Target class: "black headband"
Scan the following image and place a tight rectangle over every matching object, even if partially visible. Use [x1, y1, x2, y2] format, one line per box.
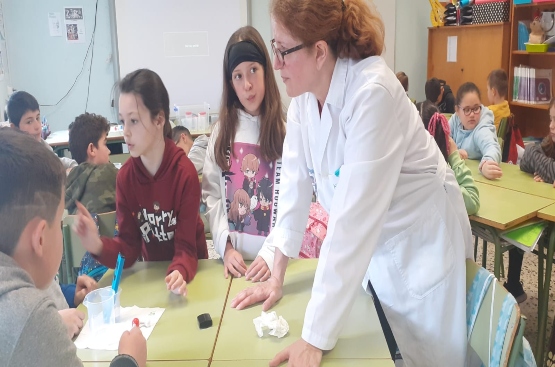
[227, 41, 266, 77]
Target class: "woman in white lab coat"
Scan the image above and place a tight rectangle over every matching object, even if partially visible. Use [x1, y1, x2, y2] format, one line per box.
[232, 0, 474, 366]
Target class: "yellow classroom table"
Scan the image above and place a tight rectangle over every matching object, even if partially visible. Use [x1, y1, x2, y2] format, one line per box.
[213, 259, 391, 363]
[77, 261, 231, 363]
[83, 362, 208, 367]
[468, 181, 553, 283]
[465, 159, 555, 200]
[211, 360, 395, 367]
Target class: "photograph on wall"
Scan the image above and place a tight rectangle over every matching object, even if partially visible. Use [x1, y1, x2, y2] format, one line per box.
[64, 6, 85, 43]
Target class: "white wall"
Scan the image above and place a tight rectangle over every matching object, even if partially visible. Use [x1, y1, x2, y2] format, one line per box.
[394, 0, 430, 103]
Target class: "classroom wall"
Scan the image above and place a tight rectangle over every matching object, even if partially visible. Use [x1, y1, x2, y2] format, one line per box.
[394, 0, 431, 103]
[0, 0, 9, 121]
[3, 0, 117, 131]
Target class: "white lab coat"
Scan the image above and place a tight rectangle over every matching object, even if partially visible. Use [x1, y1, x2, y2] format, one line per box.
[258, 57, 473, 367]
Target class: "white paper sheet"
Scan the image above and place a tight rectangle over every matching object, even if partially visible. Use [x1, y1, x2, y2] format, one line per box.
[49, 12, 62, 37]
[74, 306, 165, 350]
[447, 36, 457, 63]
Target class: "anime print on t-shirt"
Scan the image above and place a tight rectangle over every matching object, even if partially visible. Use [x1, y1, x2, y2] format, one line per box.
[137, 201, 177, 243]
[225, 143, 280, 237]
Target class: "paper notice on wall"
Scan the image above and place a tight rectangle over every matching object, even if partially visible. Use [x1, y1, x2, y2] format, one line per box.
[49, 12, 63, 37]
[64, 7, 85, 43]
[447, 36, 457, 63]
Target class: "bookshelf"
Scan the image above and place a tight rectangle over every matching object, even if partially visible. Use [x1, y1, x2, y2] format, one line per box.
[508, 1, 555, 137]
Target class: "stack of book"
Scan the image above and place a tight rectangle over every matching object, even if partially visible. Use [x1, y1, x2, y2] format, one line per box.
[513, 65, 553, 104]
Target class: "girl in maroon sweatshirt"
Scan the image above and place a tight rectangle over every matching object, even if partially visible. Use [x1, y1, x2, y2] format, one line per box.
[75, 69, 207, 296]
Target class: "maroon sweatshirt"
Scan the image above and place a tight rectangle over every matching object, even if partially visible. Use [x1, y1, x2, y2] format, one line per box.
[96, 138, 208, 282]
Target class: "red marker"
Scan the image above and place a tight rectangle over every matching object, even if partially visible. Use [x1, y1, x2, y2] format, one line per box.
[132, 318, 139, 328]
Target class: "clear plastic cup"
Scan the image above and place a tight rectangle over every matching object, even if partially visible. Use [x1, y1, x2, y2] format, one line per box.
[83, 286, 121, 331]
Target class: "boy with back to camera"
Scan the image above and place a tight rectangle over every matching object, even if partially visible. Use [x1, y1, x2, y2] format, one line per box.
[0, 128, 146, 367]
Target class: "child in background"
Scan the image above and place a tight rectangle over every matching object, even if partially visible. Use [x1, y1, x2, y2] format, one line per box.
[521, 98, 555, 183]
[0, 128, 146, 367]
[74, 69, 208, 297]
[511, 97, 555, 303]
[172, 125, 208, 174]
[202, 26, 286, 281]
[7, 91, 77, 172]
[396, 71, 409, 94]
[420, 101, 480, 215]
[449, 82, 503, 180]
[66, 113, 118, 215]
[487, 69, 510, 132]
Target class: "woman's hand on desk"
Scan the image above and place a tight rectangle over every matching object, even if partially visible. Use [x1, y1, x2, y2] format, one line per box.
[269, 339, 323, 367]
[480, 160, 503, 180]
[165, 270, 187, 296]
[230, 275, 282, 311]
[245, 256, 271, 282]
[73, 202, 103, 256]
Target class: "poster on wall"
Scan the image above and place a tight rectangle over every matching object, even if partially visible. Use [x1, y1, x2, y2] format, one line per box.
[48, 12, 62, 37]
[64, 7, 85, 43]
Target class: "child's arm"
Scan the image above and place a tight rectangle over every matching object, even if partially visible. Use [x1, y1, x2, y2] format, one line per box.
[168, 161, 203, 283]
[94, 176, 143, 269]
[520, 144, 555, 184]
[447, 147, 480, 215]
[201, 129, 232, 260]
[475, 118, 502, 164]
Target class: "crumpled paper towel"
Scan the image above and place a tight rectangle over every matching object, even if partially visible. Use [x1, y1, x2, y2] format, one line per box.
[253, 311, 289, 338]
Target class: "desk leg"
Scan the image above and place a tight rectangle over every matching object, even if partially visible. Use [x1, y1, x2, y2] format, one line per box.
[492, 231, 502, 279]
[536, 225, 555, 364]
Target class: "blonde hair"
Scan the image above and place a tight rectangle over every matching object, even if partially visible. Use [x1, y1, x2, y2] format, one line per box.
[271, 0, 384, 59]
[241, 153, 259, 173]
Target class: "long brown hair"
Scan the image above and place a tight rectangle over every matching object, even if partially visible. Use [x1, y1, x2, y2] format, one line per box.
[215, 26, 286, 170]
[271, 0, 384, 59]
[119, 69, 172, 139]
[541, 98, 555, 159]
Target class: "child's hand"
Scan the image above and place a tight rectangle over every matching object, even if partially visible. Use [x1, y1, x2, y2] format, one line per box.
[73, 202, 103, 256]
[481, 160, 503, 180]
[245, 256, 270, 282]
[165, 270, 187, 296]
[458, 149, 468, 160]
[534, 173, 544, 182]
[58, 308, 85, 339]
[119, 326, 147, 367]
[74, 275, 98, 306]
[224, 247, 247, 279]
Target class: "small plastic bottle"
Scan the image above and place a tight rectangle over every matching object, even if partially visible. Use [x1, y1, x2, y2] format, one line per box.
[198, 111, 207, 132]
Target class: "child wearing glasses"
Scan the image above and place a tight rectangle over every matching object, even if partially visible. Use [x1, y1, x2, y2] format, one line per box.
[449, 82, 502, 180]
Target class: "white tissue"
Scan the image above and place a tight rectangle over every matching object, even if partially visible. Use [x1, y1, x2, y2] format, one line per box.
[253, 311, 289, 338]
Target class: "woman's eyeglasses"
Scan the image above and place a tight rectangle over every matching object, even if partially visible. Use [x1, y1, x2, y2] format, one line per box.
[271, 39, 304, 67]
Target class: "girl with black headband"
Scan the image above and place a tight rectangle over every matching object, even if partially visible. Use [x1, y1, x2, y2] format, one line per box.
[230, 0, 473, 366]
[202, 26, 286, 281]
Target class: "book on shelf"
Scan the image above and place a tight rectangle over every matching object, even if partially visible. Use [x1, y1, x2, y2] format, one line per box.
[513, 65, 552, 105]
[500, 219, 547, 253]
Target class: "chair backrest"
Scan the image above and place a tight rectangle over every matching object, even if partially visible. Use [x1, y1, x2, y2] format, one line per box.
[109, 153, 131, 165]
[62, 211, 116, 283]
[466, 259, 521, 367]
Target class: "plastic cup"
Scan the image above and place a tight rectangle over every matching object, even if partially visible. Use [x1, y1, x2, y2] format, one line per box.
[83, 286, 121, 331]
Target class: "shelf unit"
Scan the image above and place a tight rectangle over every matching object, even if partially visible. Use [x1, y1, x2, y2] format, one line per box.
[428, 22, 511, 99]
[508, 1, 555, 137]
